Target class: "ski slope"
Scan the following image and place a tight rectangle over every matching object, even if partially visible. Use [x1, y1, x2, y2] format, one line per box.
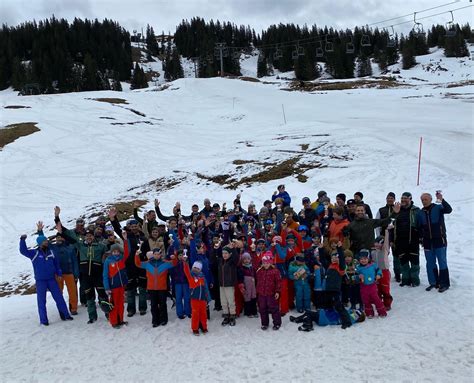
[0, 49, 473, 382]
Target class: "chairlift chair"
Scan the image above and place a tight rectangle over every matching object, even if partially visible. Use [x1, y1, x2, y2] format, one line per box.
[273, 48, 283, 60]
[387, 26, 396, 48]
[325, 36, 334, 53]
[412, 12, 426, 38]
[292, 50, 299, 60]
[297, 46, 305, 56]
[445, 12, 457, 37]
[346, 36, 355, 54]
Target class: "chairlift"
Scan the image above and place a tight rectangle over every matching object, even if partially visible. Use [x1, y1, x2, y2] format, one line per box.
[233, 50, 241, 59]
[273, 48, 283, 60]
[297, 46, 305, 56]
[222, 47, 229, 58]
[412, 12, 426, 38]
[292, 50, 299, 60]
[316, 42, 324, 58]
[445, 11, 457, 37]
[325, 36, 334, 53]
[346, 36, 355, 54]
[387, 26, 396, 48]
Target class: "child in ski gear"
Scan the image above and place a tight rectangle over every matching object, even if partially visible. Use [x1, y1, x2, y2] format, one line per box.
[288, 254, 311, 312]
[183, 259, 211, 335]
[19, 230, 73, 325]
[239, 252, 257, 317]
[256, 252, 282, 330]
[135, 247, 177, 327]
[357, 249, 387, 318]
[290, 308, 366, 331]
[341, 250, 361, 310]
[323, 241, 353, 329]
[217, 244, 240, 326]
[372, 236, 393, 310]
[103, 234, 130, 328]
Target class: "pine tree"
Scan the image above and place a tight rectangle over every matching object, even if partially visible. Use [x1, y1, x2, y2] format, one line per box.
[401, 44, 416, 70]
[444, 27, 469, 57]
[356, 55, 372, 77]
[257, 55, 268, 77]
[130, 62, 148, 89]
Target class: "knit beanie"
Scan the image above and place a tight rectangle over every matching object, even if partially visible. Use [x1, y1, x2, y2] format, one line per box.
[110, 244, 123, 253]
[36, 235, 48, 246]
[192, 261, 203, 270]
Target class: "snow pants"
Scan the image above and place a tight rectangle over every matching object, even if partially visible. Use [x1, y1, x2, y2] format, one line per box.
[424, 247, 450, 288]
[377, 270, 393, 309]
[360, 283, 387, 317]
[220, 286, 236, 315]
[295, 283, 311, 312]
[258, 295, 281, 327]
[36, 278, 70, 324]
[108, 286, 125, 326]
[191, 299, 208, 332]
[57, 273, 78, 313]
[279, 278, 289, 315]
[149, 290, 168, 325]
[175, 283, 191, 317]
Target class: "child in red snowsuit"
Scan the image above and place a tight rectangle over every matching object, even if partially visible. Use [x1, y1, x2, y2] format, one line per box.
[103, 236, 129, 328]
[256, 252, 282, 330]
[184, 259, 211, 335]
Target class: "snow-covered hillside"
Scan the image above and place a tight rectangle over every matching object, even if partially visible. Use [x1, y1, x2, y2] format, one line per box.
[0, 51, 473, 381]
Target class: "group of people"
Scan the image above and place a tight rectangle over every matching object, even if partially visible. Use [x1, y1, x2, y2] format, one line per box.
[19, 184, 453, 334]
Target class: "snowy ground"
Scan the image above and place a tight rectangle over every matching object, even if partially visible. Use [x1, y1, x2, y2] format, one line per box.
[0, 49, 473, 381]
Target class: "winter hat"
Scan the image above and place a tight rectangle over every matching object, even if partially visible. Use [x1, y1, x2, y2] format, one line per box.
[358, 249, 370, 259]
[256, 238, 266, 244]
[262, 251, 273, 264]
[295, 254, 305, 262]
[36, 235, 48, 246]
[259, 207, 269, 215]
[265, 219, 274, 225]
[386, 192, 396, 199]
[76, 218, 85, 224]
[402, 192, 412, 198]
[318, 190, 327, 198]
[344, 250, 354, 258]
[286, 234, 296, 241]
[222, 246, 232, 254]
[302, 197, 311, 203]
[146, 251, 154, 259]
[354, 191, 364, 200]
[84, 229, 94, 236]
[152, 247, 162, 254]
[336, 193, 346, 202]
[110, 244, 123, 254]
[192, 261, 203, 270]
[346, 199, 356, 205]
[242, 252, 251, 260]
[127, 219, 138, 225]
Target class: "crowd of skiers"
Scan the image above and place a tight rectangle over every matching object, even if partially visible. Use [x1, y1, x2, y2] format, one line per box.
[19, 185, 452, 334]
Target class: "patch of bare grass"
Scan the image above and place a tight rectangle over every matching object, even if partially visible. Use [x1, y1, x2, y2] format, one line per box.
[90, 97, 128, 104]
[4, 105, 31, 109]
[0, 122, 39, 148]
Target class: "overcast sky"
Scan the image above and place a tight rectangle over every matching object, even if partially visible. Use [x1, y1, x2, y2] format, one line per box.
[1, 0, 472, 36]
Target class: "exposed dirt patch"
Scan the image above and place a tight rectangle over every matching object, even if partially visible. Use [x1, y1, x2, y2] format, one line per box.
[4, 105, 31, 109]
[196, 173, 236, 185]
[99, 116, 116, 120]
[445, 80, 474, 88]
[90, 97, 128, 104]
[111, 121, 153, 125]
[297, 174, 309, 183]
[285, 78, 404, 92]
[301, 144, 309, 151]
[273, 134, 330, 140]
[125, 108, 146, 117]
[0, 274, 36, 297]
[0, 122, 39, 149]
[239, 76, 260, 83]
[126, 176, 184, 196]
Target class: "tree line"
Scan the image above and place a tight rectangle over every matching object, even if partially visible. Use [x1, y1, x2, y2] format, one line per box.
[0, 16, 471, 93]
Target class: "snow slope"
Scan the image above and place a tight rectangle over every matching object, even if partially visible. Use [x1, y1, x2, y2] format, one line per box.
[0, 54, 473, 381]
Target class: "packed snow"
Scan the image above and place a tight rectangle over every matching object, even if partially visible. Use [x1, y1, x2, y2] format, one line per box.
[0, 49, 473, 382]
